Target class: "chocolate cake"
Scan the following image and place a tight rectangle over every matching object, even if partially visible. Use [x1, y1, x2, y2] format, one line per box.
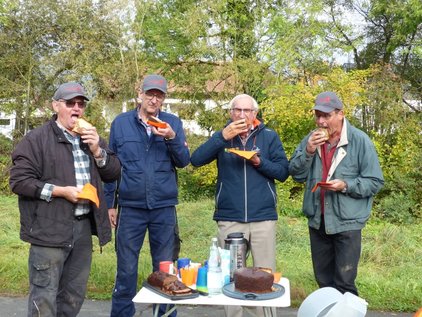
[233, 267, 274, 293]
[147, 271, 191, 295]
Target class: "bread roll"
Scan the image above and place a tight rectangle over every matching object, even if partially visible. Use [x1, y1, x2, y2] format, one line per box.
[72, 118, 93, 134]
[318, 127, 329, 140]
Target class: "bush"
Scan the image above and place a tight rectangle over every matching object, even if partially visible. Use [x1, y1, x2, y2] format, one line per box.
[178, 165, 215, 202]
[373, 192, 417, 224]
[0, 135, 13, 195]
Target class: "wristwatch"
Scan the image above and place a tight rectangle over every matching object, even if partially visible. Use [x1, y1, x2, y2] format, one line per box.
[341, 182, 348, 194]
[164, 134, 176, 141]
[94, 148, 107, 168]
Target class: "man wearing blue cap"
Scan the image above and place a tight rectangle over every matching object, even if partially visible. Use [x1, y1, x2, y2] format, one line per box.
[10, 81, 121, 316]
[105, 74, 190, 317]
[289, 91, 384, 295]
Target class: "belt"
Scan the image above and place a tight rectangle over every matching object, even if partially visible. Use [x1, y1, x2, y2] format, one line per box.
[75, 213, 90, 221]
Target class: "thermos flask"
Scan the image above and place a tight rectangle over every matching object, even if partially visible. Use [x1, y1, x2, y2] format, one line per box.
[224, 232, 249, 282]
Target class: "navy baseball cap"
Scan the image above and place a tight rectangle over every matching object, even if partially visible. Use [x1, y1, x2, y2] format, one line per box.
[53, 82, 89, 101]
[142, 74, 167, 94]
[313, 91, 343, 113]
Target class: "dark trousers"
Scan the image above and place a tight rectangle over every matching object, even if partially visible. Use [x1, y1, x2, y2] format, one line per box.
[27, 218, 92, 317]
[110, 206, 177, 317]
[309, 219, 361, 295]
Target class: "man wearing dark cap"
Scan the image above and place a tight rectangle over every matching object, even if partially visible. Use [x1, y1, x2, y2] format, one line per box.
[104, 74, 190, 317]
[9, 81, 121, 316]
[289, 91, 384, 295]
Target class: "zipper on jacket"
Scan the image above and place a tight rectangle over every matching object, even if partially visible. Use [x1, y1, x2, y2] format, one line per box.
[216, 182, 223, 207]
[267, 182, 277, 207]
[237, 131, 258, 223]
[243, 159, 248, 222]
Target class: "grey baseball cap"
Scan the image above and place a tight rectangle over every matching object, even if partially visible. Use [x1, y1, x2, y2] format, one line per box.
[313, 91, 343, 113]
[53, 82, 89, 101]
[142, 74, 167, 93]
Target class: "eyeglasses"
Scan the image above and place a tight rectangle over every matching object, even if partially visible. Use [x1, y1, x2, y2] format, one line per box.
[144, 91, 165, 101]
[231, 108, 255, 115]
[59, 99, 87, 109]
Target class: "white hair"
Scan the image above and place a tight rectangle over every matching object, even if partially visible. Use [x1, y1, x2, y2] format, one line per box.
[229, 94, 259, 110]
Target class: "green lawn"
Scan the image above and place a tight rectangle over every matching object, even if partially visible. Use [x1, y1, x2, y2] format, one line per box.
[0, 195, 421, 312]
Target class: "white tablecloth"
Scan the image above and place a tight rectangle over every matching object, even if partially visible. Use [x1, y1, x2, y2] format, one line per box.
[133, 277, 291, 308]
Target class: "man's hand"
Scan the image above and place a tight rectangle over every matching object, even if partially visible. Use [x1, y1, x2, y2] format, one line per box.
[52, 186, 82, 203]
[319, 179, 347, 192]
[108, 208, 118, 228]
[306, 129, 328, 154]
[222, 119, 248, 140]
[80, 126, 101, 157]
[151, 125, 176, 140]
[249, 153, 261, 167]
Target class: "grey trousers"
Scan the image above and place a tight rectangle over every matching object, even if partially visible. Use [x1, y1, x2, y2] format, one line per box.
[217, 220, 277, 317]
[27, 218, 92, 317]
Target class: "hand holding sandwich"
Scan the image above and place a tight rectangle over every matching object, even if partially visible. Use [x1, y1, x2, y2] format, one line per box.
[222, 119, 249, 140]
[148, 116, 176, 140]
[306, 127, 330, 154]
[73, 118, 103, 158]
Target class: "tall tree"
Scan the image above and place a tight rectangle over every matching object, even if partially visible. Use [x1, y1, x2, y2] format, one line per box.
[0, 0, 128, 139]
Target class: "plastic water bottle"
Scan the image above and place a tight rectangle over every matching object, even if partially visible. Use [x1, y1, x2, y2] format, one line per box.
[207, 237, 222, 295]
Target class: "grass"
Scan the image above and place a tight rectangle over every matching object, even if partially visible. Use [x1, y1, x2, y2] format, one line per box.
[0, 195, 421, 312]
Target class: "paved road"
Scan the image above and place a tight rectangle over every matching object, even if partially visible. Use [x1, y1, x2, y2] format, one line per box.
[0, 296, 415, 316]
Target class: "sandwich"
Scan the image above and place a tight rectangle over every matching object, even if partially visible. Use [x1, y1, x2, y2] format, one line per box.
[72, 118, 93, 134]
[147, 116, 167, 129]
[317, 127, 329, 141]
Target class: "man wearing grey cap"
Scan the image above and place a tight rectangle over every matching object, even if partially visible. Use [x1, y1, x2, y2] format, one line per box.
[289, 91, 384, 295]
[104, 74, 190, 317]
[9, 81, 121, 316]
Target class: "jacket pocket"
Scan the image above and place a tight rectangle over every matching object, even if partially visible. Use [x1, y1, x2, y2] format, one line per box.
[116, 137, 144, 163]
[120, 171, 146, 201]
[302, 190, 318, 218]
[335, 194, 371, 221]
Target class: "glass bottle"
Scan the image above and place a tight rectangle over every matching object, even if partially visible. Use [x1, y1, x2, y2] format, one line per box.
[207, 237, 222, 295]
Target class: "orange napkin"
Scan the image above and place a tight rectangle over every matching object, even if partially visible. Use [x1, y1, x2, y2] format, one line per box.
[225, 148, 257, 160]
[311, 182, 333, 193]
[77, 183, 100, 208]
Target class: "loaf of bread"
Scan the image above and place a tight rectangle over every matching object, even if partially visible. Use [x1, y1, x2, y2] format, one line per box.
[147, 271, 192, 295]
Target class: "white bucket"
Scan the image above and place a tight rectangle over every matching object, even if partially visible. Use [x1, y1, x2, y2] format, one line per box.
[325, 292, 368, 317]
[297, 287, 343, 317]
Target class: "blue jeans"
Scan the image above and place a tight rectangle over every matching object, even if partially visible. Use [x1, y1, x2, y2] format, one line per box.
[110, 206, 177, 317]
[27, 218, 92, 317]
[309, 218, 361, 295]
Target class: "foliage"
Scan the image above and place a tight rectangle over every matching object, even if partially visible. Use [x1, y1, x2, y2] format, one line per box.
[261, 67, 368, 156]
[372, 115, 422, 222]
[0, 135, 12, 194]
[0, 0, 130, 138]
[178, 134, 217, 201]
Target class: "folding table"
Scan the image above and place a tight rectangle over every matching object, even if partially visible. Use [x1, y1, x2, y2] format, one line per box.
[133, 277, 291, 317]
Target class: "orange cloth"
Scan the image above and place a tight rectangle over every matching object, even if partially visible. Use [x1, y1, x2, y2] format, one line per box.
[225, 148, 257, 160]
[77, 183, 100, 208]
